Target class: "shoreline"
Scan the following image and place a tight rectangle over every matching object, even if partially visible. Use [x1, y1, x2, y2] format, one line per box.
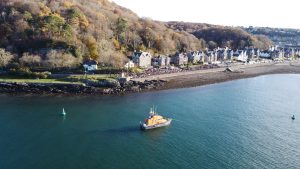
[153, 62, 300, 91]
[1, 62, 300, 96]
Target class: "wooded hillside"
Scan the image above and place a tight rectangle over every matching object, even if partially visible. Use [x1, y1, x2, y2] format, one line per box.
[0, 0, 273, 69]
[245, 27, 300, 46]
[0, 0, 204, 68]
[166, 22, 273, 50]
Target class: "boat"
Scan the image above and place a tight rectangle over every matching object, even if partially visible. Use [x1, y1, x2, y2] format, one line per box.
[140, 107, 172, 130]
[60, 108, 66, 116]
[292, 115, 295, 120]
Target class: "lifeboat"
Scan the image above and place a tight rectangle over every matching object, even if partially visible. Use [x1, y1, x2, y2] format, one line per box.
[140, 107, 172, 130]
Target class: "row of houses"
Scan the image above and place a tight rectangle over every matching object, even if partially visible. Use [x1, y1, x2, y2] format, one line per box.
[130, 47, 300, 68]
[84, 47, 300, 71]
[128, 49, 251, 68]
[259, 46, 300, 60]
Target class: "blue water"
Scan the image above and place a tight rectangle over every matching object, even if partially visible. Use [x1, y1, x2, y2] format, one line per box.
[0, 74, 299, 169]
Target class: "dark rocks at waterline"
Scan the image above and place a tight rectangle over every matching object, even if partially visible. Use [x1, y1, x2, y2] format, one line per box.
[0, 80, 167, 95]
[0, 82, 98, 95]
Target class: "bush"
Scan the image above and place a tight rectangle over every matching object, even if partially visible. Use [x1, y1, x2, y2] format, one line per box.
[129, 67, 142, 74]
[8, 68, 51, 79]
[0, 48, 14, 68]
[6, 62, 20, 70]
[44, 50, 81, 69]
[94, 67, 125, 74]
[19, 53, 42, 68]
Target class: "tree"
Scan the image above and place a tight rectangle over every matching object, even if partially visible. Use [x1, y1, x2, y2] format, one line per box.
[19, 53, 41, 68]
[83, 36, 99, 60]
[115, 17, 128, 42]
[97, 39, 115, 65]
[127, 31, 142, 51]
[253, 35, 273, 49]
[141, 27, 157, 49]
[0, 48, 13, 68]
[42, 13, 64, 37]
[208, 41, 218, 50]
[42, 13, 72, 38]
[109, 52, 125, 68]
[44, 50, 80, 69]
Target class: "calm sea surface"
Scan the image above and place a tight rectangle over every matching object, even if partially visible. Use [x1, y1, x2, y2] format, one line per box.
[0, 74, 299, 169]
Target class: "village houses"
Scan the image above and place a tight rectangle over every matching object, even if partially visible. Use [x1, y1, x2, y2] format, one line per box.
[187, 51, 202, 63]
[83, 60, 98, 71]
[123, 45, 300, 71]
[132, 51, 152, 68]
[154, 55, 171, 67]
[124, 60, 135, 69]
[171, 52, 188, 66]
[233, 50, 248, 62]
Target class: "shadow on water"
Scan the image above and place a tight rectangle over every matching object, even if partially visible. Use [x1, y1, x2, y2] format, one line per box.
[90, 126, 142, 135]
[90, 125, 171, 138]
[142, 126, 171, 140]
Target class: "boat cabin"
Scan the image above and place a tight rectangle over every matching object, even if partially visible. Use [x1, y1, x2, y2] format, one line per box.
[145, 114, 168, 126]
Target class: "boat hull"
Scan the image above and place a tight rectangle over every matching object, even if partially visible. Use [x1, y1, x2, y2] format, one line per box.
[140, 119, 172, 130]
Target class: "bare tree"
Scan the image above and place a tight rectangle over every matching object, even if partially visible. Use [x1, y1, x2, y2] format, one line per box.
[19, 53, 41, 68]
[44, 50, 80, 69]
[0, 48, 13, 68]
[109, 52, 126, 68]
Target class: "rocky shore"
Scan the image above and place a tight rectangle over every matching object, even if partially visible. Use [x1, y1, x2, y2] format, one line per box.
[0, 79, 167, 95]
[1, 62, 300, 96]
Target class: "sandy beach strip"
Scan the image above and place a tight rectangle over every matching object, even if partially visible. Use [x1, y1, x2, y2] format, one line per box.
[133, 61, 300, 91]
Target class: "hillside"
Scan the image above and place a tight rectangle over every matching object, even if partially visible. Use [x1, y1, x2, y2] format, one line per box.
[0, 0, 274, 70]
[245, 27, 300, 46]
[0, 0, 203, 68]
[166, 22, 273, 50]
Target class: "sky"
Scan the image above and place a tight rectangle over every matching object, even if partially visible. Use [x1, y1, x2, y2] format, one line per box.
[112, 0, 300, 29]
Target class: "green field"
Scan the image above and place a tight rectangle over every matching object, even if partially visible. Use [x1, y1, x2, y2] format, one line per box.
[0, 77, 82, 84]
[0, 74, 118, 84]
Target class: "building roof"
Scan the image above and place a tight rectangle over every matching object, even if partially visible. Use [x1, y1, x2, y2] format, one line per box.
[133, 51, 151, 57]
[83, 60, 97, 65]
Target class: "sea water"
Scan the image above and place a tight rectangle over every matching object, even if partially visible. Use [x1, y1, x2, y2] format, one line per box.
[0, 74, 299, 169]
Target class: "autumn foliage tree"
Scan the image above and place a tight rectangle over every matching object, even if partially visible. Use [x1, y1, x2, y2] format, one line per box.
[0, 48, 13, 68]
[44, 50, 80, 69]
[19, 53, 41, 68]
[0, 0, 273, 70]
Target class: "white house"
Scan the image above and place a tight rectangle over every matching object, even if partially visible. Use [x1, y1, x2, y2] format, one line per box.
[83, 60, 98, 71]
[132, 51, 152, 68]
[171, 53, 188, 66]
[157, 55, 171, 67]
[124, 60, 135, 69]
[233, 50, 248, 62]
[207, 51, 217, 64]
[187, 51, 201, 63]
[259, 51, 271, 59]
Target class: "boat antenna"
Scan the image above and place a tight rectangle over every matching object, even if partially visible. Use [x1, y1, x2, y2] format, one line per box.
[150, 106, 154, 115]
[152, 105, 154, 114]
